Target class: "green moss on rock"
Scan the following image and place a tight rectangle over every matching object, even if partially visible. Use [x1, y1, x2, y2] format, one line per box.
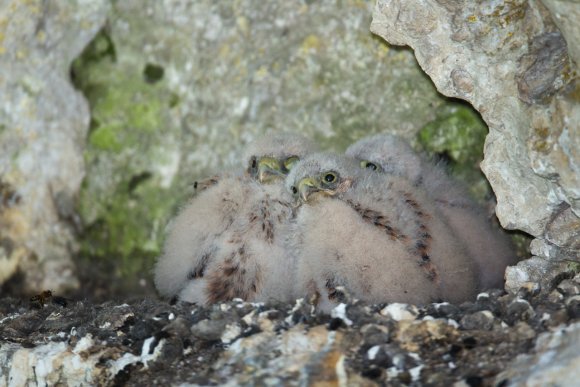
[417, 101, 490, 202]
[567, 261, 580, 274]
[72, 28, 183, 278]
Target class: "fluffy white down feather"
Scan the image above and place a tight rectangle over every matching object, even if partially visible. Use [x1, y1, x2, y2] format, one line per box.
[346, 134, 517, 290]
[286, 153, 477, 312]
[154, 132, 317, 304]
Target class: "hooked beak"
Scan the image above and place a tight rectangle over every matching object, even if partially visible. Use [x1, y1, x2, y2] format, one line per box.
[297, 177, 320, 202]
[257, 157, 285, 183]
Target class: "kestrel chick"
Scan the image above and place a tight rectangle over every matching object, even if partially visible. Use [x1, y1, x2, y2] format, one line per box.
[286, 153, 477, 312]
[346, 134, 516, 290]
[154, 132, 317, 305]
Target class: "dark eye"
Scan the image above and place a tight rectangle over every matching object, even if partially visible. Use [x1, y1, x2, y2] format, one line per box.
[250, 157, 257, 169]
[324, 172, 337, 183]
[360, 160, 379, 171]
[291, 186, 298, 194]
[366, 162, 378, 171]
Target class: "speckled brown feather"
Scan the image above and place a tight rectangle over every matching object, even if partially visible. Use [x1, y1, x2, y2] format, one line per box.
[345, 199, 408, 241]
[400, 190, 440, 283]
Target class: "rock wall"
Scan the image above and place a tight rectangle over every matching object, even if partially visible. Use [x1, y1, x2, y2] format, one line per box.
[371, 0, 579, 270]
[0, 0, 109, 294]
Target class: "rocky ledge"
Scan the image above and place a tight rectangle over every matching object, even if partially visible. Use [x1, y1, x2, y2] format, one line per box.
[1, 272, 579, 386]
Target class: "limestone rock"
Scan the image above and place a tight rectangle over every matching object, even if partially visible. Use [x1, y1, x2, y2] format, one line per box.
[371, 0, 579, 261]
[0, 0, 109, 293]
[496, 321, 580, 386]
[505, 256, 571, 294]
[1, 275, 578, 386]
[541, 0, 580, 66]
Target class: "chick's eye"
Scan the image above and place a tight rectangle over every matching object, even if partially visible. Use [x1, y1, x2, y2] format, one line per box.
[291, 186, 298, 194]
[284, 156, 299, 171]
[366, 162, 378, 171]
[324, 172, 337, 183]
[250, 157, 257, 169]
[360, 160, 379, 171]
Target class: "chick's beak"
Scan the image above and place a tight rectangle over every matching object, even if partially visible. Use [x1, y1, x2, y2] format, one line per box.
[257, 157, 284, 183]
[297, 177, 319, 202]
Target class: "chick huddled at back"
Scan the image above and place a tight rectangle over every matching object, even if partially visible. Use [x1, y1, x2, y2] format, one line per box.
[346, 134, 517, 291]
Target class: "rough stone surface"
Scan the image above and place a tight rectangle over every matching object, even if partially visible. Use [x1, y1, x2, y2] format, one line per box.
[1, 273, 578, 386]
[542, 0, 580, 66]
[505, 256, 573, 294]
[496, 321, 580, 386]
[0, 0, 109, 293]
[371, 0, 579, 260]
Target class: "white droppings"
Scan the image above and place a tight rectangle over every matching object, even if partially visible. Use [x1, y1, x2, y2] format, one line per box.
[0, 313, 19, 324]
[141, 337, 155, 358]
[409, 364, 424, 382]
[447, 319, 460, 328]
[380, 303, 418, 321]
[291, 298, 305, 313]
[110, 336, 165, 374]
[448, 362, 456, 369]
[422, 315, 434, 321]
[434, 302, 451, 312]
[99, 322, 111, 329]
[367, 345, 381, 360]
[477, 292, 490, 300]
[541, 313, 551, 321]
[47, 331, 68, 341]
[73, 335, 94, 353]
[331, 303, 353, 326]
[285, 298, 305, 325]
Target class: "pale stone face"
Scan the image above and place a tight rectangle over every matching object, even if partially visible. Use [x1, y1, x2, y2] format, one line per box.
[371, 0, 579, 264]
